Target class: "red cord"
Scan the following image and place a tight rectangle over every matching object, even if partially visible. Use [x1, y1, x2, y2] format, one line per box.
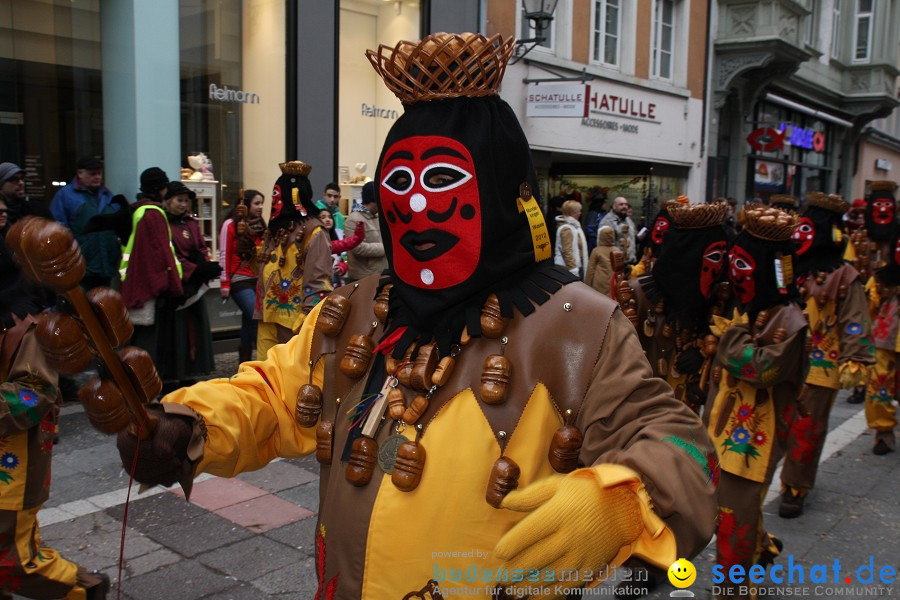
[117, 424, 142, 600]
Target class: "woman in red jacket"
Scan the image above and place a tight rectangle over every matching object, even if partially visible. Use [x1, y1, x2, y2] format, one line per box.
[220, 190, 266, 362]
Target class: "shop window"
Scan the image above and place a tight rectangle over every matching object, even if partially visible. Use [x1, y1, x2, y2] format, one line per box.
[852, 0, 873, 62]
[591, 0, 620, 67]
[651, 0, 674, 81]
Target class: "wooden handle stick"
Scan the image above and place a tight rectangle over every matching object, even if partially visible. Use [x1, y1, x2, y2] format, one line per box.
[7, 217, 157, 438]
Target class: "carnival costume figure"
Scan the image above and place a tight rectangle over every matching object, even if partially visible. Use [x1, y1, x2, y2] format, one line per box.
[629, 202, 673, 279]
[778, 193, 874, 517]
[865, 181, 900, 455]
[703, 206, 808, 600]
[114, 33, 718, 599]
[255, 161, 334, 359]
[629, 199, 730, 412]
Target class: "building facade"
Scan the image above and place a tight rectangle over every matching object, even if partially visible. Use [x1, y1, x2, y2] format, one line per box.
[710, 0, 899, 203]
[855, 84, 900, 200]
[487, 0, 711, 228]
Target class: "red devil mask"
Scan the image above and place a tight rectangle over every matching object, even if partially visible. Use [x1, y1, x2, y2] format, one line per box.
[872, 198, 894, 225]
[651, 214, 670, 246]
[792, 217, 815, 255]
[700, 241, 727, 297]
[728, 245, 757, 305]
[380, 135, 482, 289]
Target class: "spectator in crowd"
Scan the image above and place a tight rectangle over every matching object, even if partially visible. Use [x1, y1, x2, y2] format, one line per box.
[159, 181, 221, 388]
[0, 162, 51, 222]
[599, 196, 637, 264]
[0, 222, 111, 600]
[49, 157, 122, 290]
[554, 199, 588, 279]
[318, 207, 366, 287]
[0, 198, 7, 236]
[220, 189, 266, 363]
[316, 182, 345, 237]
[119, 168, 185, 384]
[545, 194, 565, 252]
[343, 181, 387, 282]
[585, 225, 617, 297]
[255, 161, 333, 359]
[584, 192, 608, 251]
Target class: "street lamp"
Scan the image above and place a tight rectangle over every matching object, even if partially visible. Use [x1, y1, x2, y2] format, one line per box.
[512, 0, 560, 63]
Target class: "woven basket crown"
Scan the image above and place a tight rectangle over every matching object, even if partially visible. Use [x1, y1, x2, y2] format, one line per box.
[807, 193, 849, 214]
[367, 33, 515, 104]
[740, 206, 798, 242]
[870, 180, 897, 193]
[668, 201, 727, 229]
[769, 194, 797, 208]
[279, 161, 311, 177]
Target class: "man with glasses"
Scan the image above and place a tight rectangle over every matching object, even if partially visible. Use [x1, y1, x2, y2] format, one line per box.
[316, 182, 345, 238]
[0, 162, 51, 223]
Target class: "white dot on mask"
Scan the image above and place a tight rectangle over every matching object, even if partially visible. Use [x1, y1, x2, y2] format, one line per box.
[420, 268, 434, 285]
[410, 193, 427, 213]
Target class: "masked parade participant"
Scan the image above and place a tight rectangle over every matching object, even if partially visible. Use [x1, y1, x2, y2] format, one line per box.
[0, 241, 110, 599]
[778, 193, 874, 518]
[255, 161, 334, 359]
[704, 205, 808, 600]
[112, 33, 717, 599]
[866, 181, 900, 455]
[629, 198, 730, 412]
[628, 202, 672, 279]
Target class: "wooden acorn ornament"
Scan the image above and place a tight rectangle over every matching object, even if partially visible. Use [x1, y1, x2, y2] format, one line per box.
[317, 294, 351, 337]
[480, 354, 511, 405]
[345, 436, 378, 486]
[35, 310, 93, 375]
[392, 433, 426, 492]
[432, 354, 456, 387]
[315, 420, 334, 465]
[402, 395, 429, 425]
[340, 333, 374, 378]
[701, 334, 718, 358]
[387, 388, 407, 421]
[410, 343, 439, 392]
[118, 346, 162, 403]
[712, 364, 722, 384]
[374, 284, 392, 322]
[548, 410, 583, 473]
[480, 294, 506, 339]
[87, 287, 133, 348]
[296, 384, 323, 427]
[771, 327, 787, 344]
[79, 377, 132, 434]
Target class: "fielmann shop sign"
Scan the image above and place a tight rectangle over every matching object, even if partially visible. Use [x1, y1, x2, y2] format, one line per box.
[525, 83, 661, 135]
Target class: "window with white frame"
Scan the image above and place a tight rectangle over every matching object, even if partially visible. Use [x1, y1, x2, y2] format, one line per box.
[651, 0, 674, 80]
[830, 0, 841, 58]
[806, 0, 818, 46]
[853, 0, 873, 62]
[520, 6, 555, 50]
[592, 0, 620, 66]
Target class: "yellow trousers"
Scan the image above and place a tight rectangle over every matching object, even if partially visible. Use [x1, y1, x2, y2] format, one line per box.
[866, 348, 898, 431]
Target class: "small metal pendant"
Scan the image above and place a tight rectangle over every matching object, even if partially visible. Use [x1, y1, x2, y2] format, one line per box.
[378, 434, 408, 474]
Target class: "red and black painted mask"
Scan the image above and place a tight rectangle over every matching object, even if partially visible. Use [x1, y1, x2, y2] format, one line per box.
[651, 213, 670, 246]
[792, 217, 815, 255]
[700, 240, 727, 297]
[379, 135, 482, 289]
[865, 190, 898, 242]
[728, 245, 757, 305]
[872, 199, 894, 225]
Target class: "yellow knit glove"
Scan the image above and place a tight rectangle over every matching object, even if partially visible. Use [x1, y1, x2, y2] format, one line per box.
[838, 361, 870, 389]
[494, 468, 644, 600]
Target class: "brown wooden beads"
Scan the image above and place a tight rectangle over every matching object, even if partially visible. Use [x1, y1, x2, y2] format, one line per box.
[79, 377, 131, 434]
[346, 436, 378, 486]
[391, 440, 426, 492]
[119, 346, 162, 403]
[315, 420, 333, 465]
[410, 343, 438, 392]
[35, 310, 93, 375]
[402, 395, 429, 425]
[486, 455, 520, 508]
[295, 383, 323, 427]
[387, 388, 407, 421]
[432, 356, 455, 387]
[340, 333, 374, 378]
[548, 424, 583, 473]
[87, 287, 133, 348]
[318, 294, 351, 337]
[374, 284, 392, 322]
[480, 294, 506, 338]
[480, 354, 510, 405]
